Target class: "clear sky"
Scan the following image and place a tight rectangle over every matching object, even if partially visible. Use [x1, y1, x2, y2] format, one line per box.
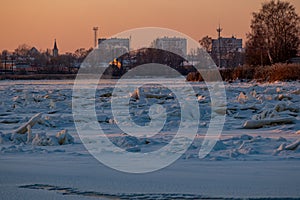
[1, 0, 299, 53]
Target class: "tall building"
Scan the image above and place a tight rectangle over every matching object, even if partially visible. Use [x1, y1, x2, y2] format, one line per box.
[211, 27, 244, 68]
[52, 39, 59, 57]
[98, 38, 130, 52]
[98, 37, 130, 61]
[212, 37, 242, 55]
[151, 37, 187, 58]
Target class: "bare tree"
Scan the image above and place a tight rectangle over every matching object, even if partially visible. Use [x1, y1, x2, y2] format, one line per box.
[74, 48, 93, 62]
[1, 50, 9, 60]
[14, 44, 32, 57]
[199, 36, 212, 53]
[246, 0, 300, 65]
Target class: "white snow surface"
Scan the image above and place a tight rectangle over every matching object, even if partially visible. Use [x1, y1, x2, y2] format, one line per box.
[0, 79, 300, 199]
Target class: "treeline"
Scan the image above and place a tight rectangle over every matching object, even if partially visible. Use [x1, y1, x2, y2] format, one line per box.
[82, 48, 195, 78]
[0, 44, 93, 74]
[187, 63, 300, 82]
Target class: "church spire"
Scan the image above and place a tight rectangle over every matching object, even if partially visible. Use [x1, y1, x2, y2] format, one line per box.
[54, 39, 58, 50]
[52, 39, 59, 57]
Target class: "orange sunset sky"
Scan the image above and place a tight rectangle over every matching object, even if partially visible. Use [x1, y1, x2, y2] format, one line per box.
[1, 0, 299, 53]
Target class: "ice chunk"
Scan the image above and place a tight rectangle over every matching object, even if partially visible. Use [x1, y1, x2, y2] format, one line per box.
[26, 125, 32, 143]
[56, 129, 74, 145]
[49, 99, 56, 109]
[109, 134, 140, 149]
[276, 87, 281, 93]
[197, 95, 206, 101]
[277, 143, 286, 151]
[130, 88, 140, 100]
[31, 131, 71, 146]
[252, 109, 278, 120]
[250, 89, 257, 98]
[285, 139, 300, 151]
[243, 117, 296, 129]
[32, 133, 49, 146]
[291, 89, 300, 95]
[274, 94, 292, 101]
[14, 113, 42, 134]
[237, 92, 247, 103]
[264, 87, 280, 94]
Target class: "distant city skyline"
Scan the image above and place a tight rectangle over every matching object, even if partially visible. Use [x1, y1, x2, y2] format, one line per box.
[1, 0, 299, 53]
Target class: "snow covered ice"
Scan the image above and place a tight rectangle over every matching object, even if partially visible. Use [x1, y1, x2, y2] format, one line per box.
[0, 79, 300, 199]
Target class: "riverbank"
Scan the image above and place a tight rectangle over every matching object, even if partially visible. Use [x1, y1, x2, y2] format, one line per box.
[187, 63, 300, 82]
[1, 63, 300, 82]
[0, 74, 77, 80]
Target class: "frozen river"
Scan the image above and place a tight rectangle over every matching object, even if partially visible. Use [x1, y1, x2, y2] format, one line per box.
[0, 79, 300, 199]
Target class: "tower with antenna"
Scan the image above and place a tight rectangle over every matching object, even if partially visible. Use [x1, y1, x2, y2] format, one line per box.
[217, 24, 223, 67]
[93, 27, 99, 48]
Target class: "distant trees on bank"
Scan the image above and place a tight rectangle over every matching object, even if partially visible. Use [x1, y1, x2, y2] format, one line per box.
[245, 0, 300, 65]
[86, 48, 194, 78]
[0, 45, 93, 74]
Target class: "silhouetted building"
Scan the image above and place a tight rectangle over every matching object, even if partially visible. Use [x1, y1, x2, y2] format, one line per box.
[211, 36, 243, 68]
[210, 25, 244, 68]
[212, 36, 242, 54]
[29, 47, 40, 56]
[98, 38, 129, 51]
[151, 37, 187, 58]
[52, 39, 59, 57]
[98, 37, 130, 61]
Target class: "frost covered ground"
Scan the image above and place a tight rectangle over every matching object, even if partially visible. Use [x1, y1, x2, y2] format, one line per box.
[0, 79, 300, 199]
